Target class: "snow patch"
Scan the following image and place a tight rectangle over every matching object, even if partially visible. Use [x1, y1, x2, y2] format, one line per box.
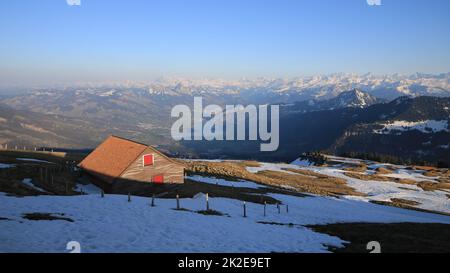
[21, 179, 46, 193]
[75, 183, 102, 194]
[374, 120, 449, 134]
[187, 175, 264, 189]
[290, 159, 314, 167]
[0, 163, 15, 169]
[16, 158, 53, 164]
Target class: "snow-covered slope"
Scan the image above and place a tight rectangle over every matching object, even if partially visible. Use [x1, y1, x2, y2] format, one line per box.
[288, 156, 450, 214]
[2, 168, 450, 253]
[374, 120, 449, 134]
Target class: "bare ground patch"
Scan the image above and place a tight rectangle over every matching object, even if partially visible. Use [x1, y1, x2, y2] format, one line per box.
[370, 200, 450, 216]
[417, 181, 450, 191]
[390, 198, 421, 206]
[308, 222, 450, 253]
[22, 213, 74, 222]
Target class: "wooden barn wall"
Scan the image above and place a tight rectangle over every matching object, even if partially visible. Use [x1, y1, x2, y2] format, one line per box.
[120, 147, 184, 184]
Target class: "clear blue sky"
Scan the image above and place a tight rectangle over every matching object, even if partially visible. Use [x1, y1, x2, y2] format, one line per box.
[0, 0, 449, 86]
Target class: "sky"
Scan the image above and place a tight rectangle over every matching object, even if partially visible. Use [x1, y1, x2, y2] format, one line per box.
[0, 0, 449, 86]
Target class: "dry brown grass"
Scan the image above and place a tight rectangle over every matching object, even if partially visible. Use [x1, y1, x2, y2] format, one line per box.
[438, 183, 450, 190]
[390, 198, 421, 206]
[187, 161, 255, 181]
[417, 181, 450, 191]
[375, 167, 393, 174]
[423, 171, 440, 177]
[258, 170, 361, 196]
[343, 172, 392, 182]
[186, 161, 363, 196]
[437, 177, 450, 183]
[416, 181, 436, 191]
[238, 161, 261, 168]
[413, 166, 437, 171]
[393, 178, 418, 185]
[343, 164, 367, 172]
[284, 168, 331, 179]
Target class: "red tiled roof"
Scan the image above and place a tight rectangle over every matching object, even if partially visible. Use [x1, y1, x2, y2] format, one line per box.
[78, 136, 147, 183]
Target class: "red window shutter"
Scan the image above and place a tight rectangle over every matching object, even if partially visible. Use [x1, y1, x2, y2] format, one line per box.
[152, 175, 164, 184]
[143, 154, 154, 166]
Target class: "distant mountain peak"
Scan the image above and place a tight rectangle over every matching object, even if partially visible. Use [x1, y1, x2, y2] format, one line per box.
[330, 89, 379, 108]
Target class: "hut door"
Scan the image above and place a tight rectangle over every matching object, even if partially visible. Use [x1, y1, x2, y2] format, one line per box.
[152, 175, 164, 184]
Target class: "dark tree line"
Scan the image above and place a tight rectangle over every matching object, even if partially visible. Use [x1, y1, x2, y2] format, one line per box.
[338, 151, 449, 168]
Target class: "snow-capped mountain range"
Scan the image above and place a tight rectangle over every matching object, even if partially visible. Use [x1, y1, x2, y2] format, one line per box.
[280, 89, 382, 114]
[6, 73, 449, 103]
[0, 73, 449, 164]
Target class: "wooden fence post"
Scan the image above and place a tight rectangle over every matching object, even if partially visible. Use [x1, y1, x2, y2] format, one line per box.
[128, 193, 131, 202]
[264, 201, 266, 217]
[151, 194, 155, 207]
[243, 201, 247, 218]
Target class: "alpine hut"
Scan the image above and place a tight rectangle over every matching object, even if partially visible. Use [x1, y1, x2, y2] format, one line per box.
[78, 136, 185, 190]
